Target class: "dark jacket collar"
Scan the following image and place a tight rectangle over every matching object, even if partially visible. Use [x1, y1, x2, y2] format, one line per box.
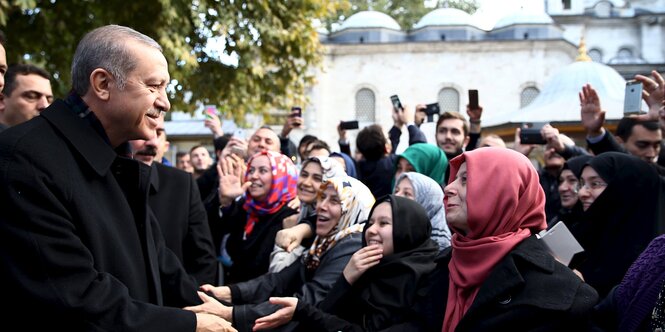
[464, 236, 577, 315]
[149, 162, 161, 194]
[40, 100, 116, 177]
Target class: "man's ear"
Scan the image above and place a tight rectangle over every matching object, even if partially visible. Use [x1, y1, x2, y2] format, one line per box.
[614, 135, 625, 146]
[88, 68, 112, 101]
[165, 140, 171, 152]
[463, 135, 470, 148]
[0, 93, 5, 114]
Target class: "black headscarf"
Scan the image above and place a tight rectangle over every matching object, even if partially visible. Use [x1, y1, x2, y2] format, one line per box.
[575, 152, 665, 297]
[552, 155, 593, 229]
[355, 195, 439, 330]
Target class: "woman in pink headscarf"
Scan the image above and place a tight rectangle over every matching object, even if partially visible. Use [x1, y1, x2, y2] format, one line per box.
[410, 148, 598, 331]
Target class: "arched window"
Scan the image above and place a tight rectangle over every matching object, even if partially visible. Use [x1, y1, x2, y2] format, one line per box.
[588, 48, 603, 62]
[618, 47, 633, 59]
[521, 86, 540, 108]
[355, 88, 375, 122]
[438, 88, 460, 113]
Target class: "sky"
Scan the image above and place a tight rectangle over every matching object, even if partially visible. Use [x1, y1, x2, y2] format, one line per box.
[471, 0, 545, 30]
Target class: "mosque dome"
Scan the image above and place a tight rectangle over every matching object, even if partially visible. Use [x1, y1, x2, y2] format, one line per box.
[338, 10, 401, 31]
[486, 60, 627, 126]
[493, 8, 554, 29]
[414, 8, 473, 29]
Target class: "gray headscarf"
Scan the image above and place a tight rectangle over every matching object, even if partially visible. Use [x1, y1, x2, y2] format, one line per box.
[395, 172, 451, 251]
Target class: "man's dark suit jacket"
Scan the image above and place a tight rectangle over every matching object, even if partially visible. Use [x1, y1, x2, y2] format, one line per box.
[149, 162, 218, 285]
[0, 100, 200, 331]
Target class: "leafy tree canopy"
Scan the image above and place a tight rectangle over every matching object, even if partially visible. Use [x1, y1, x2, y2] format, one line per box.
[0, 0, 345, 121]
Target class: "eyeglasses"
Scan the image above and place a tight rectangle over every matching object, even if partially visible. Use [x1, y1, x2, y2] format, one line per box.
[577, 180, 608, 191]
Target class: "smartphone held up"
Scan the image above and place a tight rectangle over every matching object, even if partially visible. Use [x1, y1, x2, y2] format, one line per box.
[623, 80, 645, 115]
[390, 95, 403, 112]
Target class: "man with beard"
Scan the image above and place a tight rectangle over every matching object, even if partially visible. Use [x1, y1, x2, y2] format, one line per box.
[130, 115, 218, 285]
[435, 110, 481, 182]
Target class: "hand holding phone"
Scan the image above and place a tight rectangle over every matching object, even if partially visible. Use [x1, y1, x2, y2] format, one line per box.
[290, 107, 303, 128]
[468, 90, 479, 109]
[519, 122, 548, 145]
[390, 95, 403, 112]
[204, 105, 219, 120]
[623, 80, 644, 115]
[339, 120, 359, 130]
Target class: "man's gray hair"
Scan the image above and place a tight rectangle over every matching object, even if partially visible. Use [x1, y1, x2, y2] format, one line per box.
[71, 25, 162, 96]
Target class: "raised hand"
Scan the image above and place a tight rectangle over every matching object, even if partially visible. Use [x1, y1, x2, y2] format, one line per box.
[218, 155, 251, 207]
[513, 127, 535, 157]
[579, 83, 605, 136]
[541, 124, 564, 153]
[634, 70, 665, 121]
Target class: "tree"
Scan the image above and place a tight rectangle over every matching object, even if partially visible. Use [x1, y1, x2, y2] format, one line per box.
[323, 0, 478, 32]
[0, 0, 343, 121]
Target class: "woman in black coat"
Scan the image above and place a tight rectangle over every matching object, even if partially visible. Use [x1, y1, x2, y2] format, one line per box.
[216, 150, 299, 283]
[414, 148, 598, 332]
[574, 152, 664, 298]
[250, 195, 439, 331]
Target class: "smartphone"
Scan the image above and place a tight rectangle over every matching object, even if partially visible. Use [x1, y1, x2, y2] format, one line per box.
[468, 90, 479, 108]
[204, 105, 219, 120]
[230, 146, 248, 160]
[424, 102, 440, 116]
[339, 120, 359, 130]
[233, 129, 245, 139]
[390, 95, 403, 112]
[519, 122, 547, 145]
[290, 107, 302, 127]
[537, 221, 584, 267]
[291, 106, 302, 118]
[623, 80, 644, 115]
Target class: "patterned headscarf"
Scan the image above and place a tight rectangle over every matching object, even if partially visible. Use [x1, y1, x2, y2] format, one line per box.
[395, 172, 451, 251]
[304, 176, 375, 270]
[242, 150, 298, 237]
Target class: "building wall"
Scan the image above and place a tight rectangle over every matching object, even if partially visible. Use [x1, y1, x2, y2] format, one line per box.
[304, 40, 577, 151]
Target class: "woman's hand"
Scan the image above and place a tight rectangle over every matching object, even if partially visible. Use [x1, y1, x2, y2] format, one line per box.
[195, 313, 237, 332]
[343, 244, 383, 285]
[218, 155, 251, 207]
[275, 223, 312, 252]
[252, 297, 298, 331]
[184, 292, 233, 321]
[199, 284, 232, 303]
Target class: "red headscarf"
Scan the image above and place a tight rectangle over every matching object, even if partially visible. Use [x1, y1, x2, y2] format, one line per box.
[242, 150, 298, 237]
[442, 148, 546, 332]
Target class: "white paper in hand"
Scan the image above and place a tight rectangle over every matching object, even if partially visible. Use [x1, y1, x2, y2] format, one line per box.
[536, 221, 584, 267]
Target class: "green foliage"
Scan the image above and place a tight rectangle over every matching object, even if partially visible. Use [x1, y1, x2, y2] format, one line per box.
[0, 0, 341, 121]
[323, 0, 478, 32]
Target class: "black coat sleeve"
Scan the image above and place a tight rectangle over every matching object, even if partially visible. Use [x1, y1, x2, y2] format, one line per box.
[587, 130, 625, 156]
[183, 177, 219, 285]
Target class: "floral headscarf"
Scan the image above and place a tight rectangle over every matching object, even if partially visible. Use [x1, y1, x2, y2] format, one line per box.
[303, 176, 375, 270]
[242, 150, 298, 237]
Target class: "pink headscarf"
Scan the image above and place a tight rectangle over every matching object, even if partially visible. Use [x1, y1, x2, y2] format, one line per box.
[443, 148, 547, 332]
[242, 150, 298, 237]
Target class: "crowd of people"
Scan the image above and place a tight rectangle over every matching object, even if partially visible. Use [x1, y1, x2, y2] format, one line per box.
[0, 24, 664, 332]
